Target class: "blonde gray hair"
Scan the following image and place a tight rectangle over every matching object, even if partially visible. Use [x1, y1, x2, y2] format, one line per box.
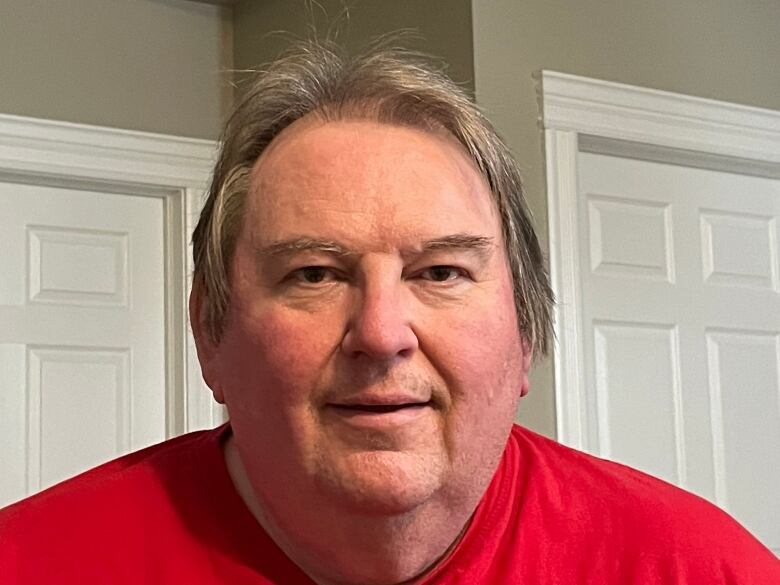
[192, 39, 553, 358]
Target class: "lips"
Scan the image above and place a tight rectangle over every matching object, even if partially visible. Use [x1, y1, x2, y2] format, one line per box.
[325, 394, 434, 429]
[331, 401, 432, 414]
[326, 391, 434, 414]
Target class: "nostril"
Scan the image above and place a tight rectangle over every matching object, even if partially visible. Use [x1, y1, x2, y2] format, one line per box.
[340, 320, 419, 359]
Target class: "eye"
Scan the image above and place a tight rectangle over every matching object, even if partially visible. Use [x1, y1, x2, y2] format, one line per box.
[419, 265, 467, 283]
[291, 266, 337, 285]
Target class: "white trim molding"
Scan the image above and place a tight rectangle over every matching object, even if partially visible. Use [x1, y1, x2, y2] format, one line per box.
[541, 71, 780, 164]
[539, 71, 780, 449]
[0, 113, 225, 435]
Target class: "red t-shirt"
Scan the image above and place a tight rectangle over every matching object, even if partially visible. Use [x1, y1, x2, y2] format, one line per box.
[1, 424, 778, 583]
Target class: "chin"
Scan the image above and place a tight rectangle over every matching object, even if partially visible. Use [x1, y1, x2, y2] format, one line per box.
[312, 450, 449, 516]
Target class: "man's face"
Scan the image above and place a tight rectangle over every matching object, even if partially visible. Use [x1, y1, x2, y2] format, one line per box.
[201, 117, 531, 516]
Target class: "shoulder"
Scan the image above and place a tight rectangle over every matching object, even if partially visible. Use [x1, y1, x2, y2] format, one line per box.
[0, 426, 223, 550]
[506, 425, 780, 581]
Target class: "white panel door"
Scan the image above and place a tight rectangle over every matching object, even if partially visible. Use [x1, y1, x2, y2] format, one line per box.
[577, 152, 780, 555]
[0, 181, 166, 507]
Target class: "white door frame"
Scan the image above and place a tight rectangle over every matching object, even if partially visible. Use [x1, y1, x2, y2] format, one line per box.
[539, 72, 780, 449]
[0, 113, 222, 436]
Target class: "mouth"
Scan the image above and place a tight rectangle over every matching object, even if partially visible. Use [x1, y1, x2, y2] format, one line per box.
[325, 399, 435, 428]
[330, 401, 432, 414]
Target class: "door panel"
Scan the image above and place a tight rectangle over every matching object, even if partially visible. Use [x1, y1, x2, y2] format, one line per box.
[577, 152, 780, 554]
[0, 181, 166, 507]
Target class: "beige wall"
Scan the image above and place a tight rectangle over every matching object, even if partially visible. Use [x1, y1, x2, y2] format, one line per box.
[233, 0, 473, 94]
[473, 0, 780, 438]
[0, 0, 232, 139]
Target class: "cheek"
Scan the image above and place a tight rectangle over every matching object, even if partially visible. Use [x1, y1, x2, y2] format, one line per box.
[217, 306, 340, 407]
[425, 280, 524, 423]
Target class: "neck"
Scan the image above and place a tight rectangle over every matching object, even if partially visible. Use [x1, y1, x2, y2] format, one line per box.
[223, 434, 476, 585]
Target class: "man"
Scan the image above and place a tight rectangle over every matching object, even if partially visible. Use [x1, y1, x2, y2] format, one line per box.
[1, 40, 778, 584]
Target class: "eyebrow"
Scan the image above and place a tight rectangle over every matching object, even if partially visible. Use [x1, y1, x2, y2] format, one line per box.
[255, 233, 496, 261]
[257, 237, 353, 259]
[417, 234, 496, 255]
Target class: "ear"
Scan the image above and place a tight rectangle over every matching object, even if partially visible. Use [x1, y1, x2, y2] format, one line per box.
[519, 338, 533, 398]
[189, 277, 225, 404]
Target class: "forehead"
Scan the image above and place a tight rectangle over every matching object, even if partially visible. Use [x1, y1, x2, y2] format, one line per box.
[245, 116, 500, 247]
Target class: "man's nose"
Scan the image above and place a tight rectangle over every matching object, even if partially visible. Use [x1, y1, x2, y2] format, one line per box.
[340, 278, 418, 360]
